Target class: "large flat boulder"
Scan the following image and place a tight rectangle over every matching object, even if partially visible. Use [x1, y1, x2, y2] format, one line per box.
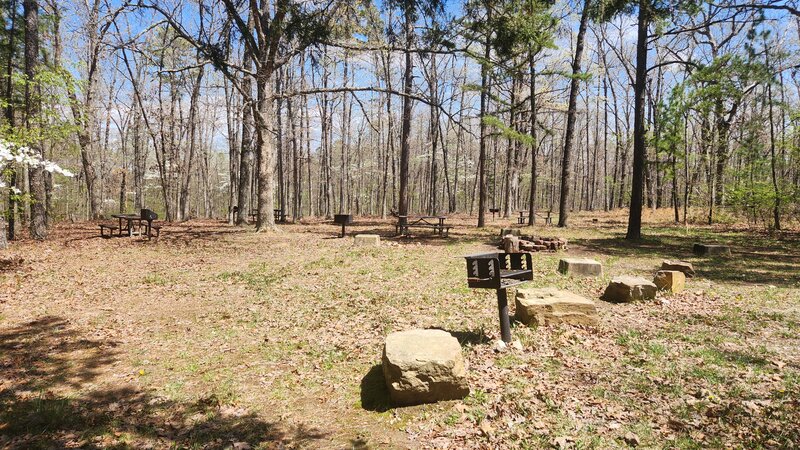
[661, 260, 695, 278]
[354, 234, 380, 246]
[601, 276, 657, 303]
[382, 329, 469, 406]
[654, 270, 686, 293]
[693, 243, 731, 257]
[558, 258, 602, 277]
[515, 287, 598, 327]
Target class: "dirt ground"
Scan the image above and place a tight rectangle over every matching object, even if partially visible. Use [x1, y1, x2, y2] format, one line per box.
[1, 211, 798, 449]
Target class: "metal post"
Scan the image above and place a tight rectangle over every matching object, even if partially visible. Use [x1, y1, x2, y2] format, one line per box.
[496, 288, 512, 343]
[340, 223, 346, 238]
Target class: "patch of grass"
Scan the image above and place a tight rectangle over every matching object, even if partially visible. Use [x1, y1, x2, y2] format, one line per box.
[689, 365, 726, 384]
[141, 273, 173, 286]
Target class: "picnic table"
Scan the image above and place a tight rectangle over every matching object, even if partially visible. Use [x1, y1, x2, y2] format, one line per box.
[111, 214, 144, 237]
[396, 215, 452, 237]
[101, 209, 161, 239]
[517, 210, 528, 225]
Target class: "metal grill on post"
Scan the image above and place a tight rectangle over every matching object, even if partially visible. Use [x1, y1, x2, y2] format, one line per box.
[333, 214, 352, 238]
[464, 252, 533, 343]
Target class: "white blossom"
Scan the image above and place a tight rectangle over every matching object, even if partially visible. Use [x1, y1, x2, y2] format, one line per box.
[0, 138, 75, 182]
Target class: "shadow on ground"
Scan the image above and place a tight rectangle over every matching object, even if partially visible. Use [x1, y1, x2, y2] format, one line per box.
[573, 228, 800, 287]
[359, 365, 391, 412]
[0, 317, 327, 449]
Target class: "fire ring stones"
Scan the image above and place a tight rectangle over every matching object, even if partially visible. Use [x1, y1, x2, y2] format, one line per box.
[381, 329, 469, 406]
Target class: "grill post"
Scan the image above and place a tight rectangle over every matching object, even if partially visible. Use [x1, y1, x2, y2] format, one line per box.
[496, 288, 512, 343]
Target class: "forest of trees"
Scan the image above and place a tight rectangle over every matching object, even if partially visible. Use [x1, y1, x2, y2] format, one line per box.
[1, 0, 799, 245]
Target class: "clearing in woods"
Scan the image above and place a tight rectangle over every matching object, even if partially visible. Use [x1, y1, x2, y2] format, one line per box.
[1, 211, 799, 449]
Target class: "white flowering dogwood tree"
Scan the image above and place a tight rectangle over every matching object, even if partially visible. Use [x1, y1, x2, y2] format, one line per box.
[1, 137, 74, 248]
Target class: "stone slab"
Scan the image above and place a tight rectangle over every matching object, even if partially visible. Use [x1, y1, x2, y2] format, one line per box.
[661, 260, 695, 278]
[601, 276, 657, 303]
[558, 258, 603, 277]
[693, 243, 731, 257]
[354, 234, 380, 246]
[515, 287, 598, 327]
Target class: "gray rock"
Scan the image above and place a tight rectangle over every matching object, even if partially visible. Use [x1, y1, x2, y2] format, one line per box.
[601, 276, 657, 303]
[693, 243, 731, 257]
[661, 260, 695, 278]
[382, 329, 469, 406]
[558, 258, 603, 277]
[354, 234, 380, 246]
[516, 287, 598, 326]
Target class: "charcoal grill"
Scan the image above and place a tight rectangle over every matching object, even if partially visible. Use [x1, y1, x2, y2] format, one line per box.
[333, 214, 352, 238]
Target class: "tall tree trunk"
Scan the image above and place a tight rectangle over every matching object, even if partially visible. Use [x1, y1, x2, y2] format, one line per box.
[24, 0, 46, 239]
[237, 60, 255, 225]
[626, 0, 649, 240]
[557, 0, 590, 227]
[398, 7, 413, 222]
[179, 66, 204, 221]
[528, 56, 539, 225]
[255, 68, 276, 231]
[5, 0, 18, 241]
[477, 4, 492, 228]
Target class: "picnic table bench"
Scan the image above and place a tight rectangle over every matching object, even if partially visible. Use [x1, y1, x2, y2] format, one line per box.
[396, 215, 452, 237]
[516, 210, 554, 226]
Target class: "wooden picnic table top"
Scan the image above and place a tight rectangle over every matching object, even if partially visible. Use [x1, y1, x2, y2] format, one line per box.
[112, 214, 140, 220]
[397, 215, 447, 220]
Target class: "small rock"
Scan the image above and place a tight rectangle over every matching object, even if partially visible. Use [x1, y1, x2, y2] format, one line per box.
[492, 340, 507, 352]
[510, 339, 523, 351]
[623, 431, 640, 447]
